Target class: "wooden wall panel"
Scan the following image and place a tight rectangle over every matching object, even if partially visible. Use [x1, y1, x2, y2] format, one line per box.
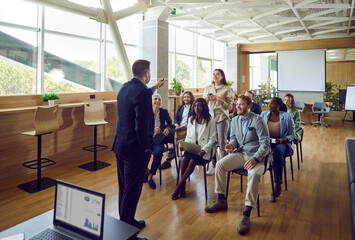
[326, 61, 355, 89]
[0, 101, 117, 182]
[240, 37, 355, 53]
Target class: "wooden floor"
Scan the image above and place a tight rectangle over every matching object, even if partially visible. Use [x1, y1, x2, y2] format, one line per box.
[1, 119, 354, 239]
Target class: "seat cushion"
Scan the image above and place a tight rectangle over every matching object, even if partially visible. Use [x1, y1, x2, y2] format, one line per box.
[346, 139, 355, 184]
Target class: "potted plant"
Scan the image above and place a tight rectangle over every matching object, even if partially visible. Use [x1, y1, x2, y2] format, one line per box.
[170, 78, 184, 96]
[42, 93, 60, 106]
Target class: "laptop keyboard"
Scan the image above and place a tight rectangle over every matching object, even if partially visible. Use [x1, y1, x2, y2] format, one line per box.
[29, 228, 74, 240]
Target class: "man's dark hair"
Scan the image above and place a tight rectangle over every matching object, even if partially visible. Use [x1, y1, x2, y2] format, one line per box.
[238, 94, 252, 106]
[132, 59, 150, 78]
[245, 90, 254, 98]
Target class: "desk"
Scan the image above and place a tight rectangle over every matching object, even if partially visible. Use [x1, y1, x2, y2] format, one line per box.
[0, 100, 117, 113]
[0, 210, 139, 240]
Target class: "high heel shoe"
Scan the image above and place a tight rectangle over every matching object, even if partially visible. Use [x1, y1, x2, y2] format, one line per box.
[171, 192, 179, 200]
[171, 188, 180, 200]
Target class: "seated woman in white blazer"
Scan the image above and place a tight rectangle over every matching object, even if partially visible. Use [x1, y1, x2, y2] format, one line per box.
[172, 98, 216, 200]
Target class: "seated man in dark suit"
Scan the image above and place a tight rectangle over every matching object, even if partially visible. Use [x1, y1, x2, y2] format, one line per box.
[232, 90, 261, 117]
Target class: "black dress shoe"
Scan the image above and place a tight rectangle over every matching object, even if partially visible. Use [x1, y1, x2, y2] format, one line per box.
[166, 151, 176, 161]
[143, 173, 148, 183]
[160, 161, 171, 169]
[133, 220, 146, 229]
[148, 179, 156, 189]
[132, 237, 148, 240]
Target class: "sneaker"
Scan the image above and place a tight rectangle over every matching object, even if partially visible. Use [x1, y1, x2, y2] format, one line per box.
[237, 215, 250, 235]
[206, 166, 215, 175]
[204, 199, 228, 213]
[160, 161, 171, 170]
[148, 179, 156, 189]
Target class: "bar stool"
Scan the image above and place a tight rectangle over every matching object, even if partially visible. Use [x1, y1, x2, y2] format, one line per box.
[18, 105, 59, 193]
[79, 100, 111, 171]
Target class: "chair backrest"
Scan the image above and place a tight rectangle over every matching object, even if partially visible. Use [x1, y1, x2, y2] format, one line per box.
[313, 102, 327, 110]
[295, 102, 305, 112]
[84, 100, 105, 124]
[33, 105, 59, 135]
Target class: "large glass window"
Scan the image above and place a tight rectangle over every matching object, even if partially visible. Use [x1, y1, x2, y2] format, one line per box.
[197, 59, 211, 88]
[197, 35, 211, 58]
[0, 27, 37, 95]
[249, 53, 277, 90]
[176, 54, 193, 88]
[169, 25, 225, 90]
[176, 28, 193, 55]
[0, 0, 37, 27]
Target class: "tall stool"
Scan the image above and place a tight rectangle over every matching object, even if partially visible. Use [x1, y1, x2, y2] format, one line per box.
[79, 100, 111, 171]
[18, 105, 59, 193]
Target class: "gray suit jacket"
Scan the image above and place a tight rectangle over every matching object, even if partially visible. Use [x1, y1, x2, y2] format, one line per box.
[229, 112, 271, 162]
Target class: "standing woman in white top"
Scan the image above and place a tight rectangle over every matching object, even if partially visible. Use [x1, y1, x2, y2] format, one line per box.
[172, 98, 216, 200]
[203, 69, 234, 175]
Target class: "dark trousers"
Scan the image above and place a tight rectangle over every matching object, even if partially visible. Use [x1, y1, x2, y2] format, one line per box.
[271, 143, 287, 183]
[150, 143, 164, 175]
[116, 151, 150, 225]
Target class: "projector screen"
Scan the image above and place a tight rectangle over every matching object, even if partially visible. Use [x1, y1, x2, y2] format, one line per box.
[277, 49, 326, 92]
[345, 85, 355, 111]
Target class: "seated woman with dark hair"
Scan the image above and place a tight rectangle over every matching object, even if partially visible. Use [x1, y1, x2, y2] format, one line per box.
[171, 98, 216, 200]
[145, 93, 173, 190]
[261, 97, 294, 200]
[283, 93, 302, 141]
[161, 91, 195, 169]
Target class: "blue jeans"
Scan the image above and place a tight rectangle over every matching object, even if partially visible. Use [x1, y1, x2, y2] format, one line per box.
[150, 143, 165, 175]
[271, 143, 287, 183]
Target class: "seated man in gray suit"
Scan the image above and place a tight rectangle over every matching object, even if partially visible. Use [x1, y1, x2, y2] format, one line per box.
[205, 94, 271, 236]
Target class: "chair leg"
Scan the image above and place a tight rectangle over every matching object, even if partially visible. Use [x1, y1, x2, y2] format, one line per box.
[203, 165, 208, 200]
[37, 135, 42, 191]
[300, 142, 303, 163]
[159, 162, 162, 186]
[284, 159, 288, 191]
[269, 167, 275, 202]
[176, 159, 181, 186]
[296, 143, 300, 170]
[226, 172, 231, 200]
[257, 195, 260, 217]
[240, 175, 243, 193]
[289, 155, 294, 181]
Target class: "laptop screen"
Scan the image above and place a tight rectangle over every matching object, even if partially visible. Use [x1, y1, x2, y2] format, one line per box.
[53, 180, 105, 240]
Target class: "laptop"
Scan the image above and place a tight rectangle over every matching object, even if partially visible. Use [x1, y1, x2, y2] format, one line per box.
[180, 141, 201, 155]
[28, 180, 105, 240]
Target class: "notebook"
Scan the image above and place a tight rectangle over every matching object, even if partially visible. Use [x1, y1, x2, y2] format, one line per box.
[28, 180, 105, 240]
[180, 141, 201, 155]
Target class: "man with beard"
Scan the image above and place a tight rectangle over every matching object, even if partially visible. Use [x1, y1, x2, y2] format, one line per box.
[204, 94, 271, 236]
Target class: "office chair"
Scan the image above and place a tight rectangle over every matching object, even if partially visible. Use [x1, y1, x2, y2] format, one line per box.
[158, 141, 178, 186]
[311, 102, 330, 127]
[225, 160, 275, 217]
[79, 100, 111, 171]
[18, 105, 59, 193]
[295, 101, 305, 125]
[176, 140, 217, 200]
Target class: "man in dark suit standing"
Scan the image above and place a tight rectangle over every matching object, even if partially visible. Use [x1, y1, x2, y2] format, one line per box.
[232, 90, 261, 117]
[111, 59, 166, 235]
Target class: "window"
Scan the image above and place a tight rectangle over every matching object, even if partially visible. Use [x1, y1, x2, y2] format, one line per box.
[197, 35, 211, 58]
[197, 59, 211, 88]
[176, 54, 193, 88]
[169, 25, 225, 90]
[249, 53, 277, 90]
